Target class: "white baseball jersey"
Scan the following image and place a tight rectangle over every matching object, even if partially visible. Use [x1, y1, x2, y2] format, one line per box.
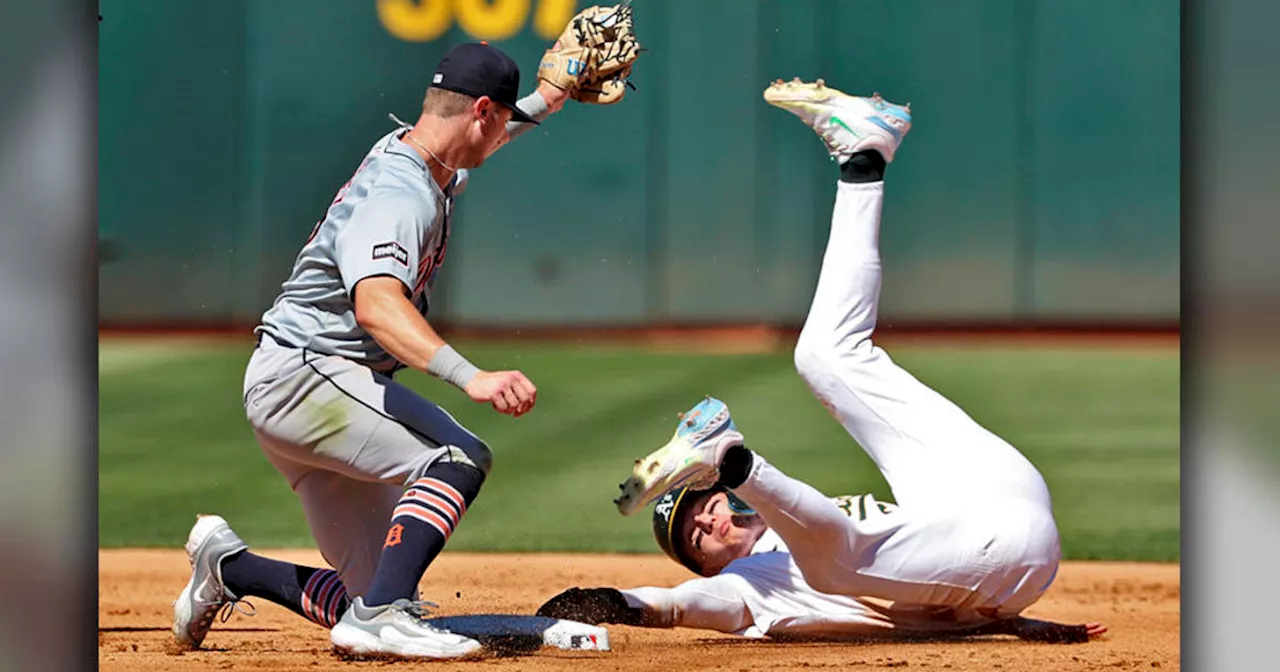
[623, 493, 1002, 639]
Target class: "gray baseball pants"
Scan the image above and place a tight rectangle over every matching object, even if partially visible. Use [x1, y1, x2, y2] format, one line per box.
[242, 333, 492, 595]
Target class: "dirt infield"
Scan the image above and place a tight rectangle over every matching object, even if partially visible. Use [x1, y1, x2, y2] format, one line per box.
[99, 551, 1179, 671]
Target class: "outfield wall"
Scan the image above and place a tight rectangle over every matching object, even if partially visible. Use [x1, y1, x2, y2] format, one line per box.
[99, 0, 1179, 327]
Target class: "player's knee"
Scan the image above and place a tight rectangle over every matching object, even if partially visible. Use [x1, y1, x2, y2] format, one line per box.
[795, 330, 877, 381]
[453, 435, 494, 476]
[793, 338, 836, 386]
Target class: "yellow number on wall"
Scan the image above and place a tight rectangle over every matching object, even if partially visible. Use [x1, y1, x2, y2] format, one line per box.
[533, 0, 578, 39]
[454, 0, 531, 42]
[377, 0, 452, 43]
[378, 0, 580, 43]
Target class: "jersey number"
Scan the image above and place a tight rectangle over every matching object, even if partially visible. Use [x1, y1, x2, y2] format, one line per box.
[307, 157, 374, 243]
[835, 495, 895, 521]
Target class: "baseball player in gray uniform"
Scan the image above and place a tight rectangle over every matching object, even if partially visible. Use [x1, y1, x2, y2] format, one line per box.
[170, 30, 634, 660]
[538, 79, 1106, 644]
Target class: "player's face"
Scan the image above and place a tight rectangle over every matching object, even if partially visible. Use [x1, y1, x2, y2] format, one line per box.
[461, 99, 513, 169]
[681, 491, 762, 576]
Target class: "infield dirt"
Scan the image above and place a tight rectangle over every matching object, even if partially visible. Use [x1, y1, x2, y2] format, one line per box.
[99, 551, 1179, 671]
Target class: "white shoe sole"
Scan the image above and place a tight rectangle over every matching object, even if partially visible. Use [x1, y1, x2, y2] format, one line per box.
[615, 432, 728, 517]
[171, 575, 201, 649]
[330, 622, 484, 660]
[763, 78, 910, 162]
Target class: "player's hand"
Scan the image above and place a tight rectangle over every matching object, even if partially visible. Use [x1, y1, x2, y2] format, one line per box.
[464, 370, 537, 417]
[537, 4, 640, 105]
[536, 587, 643, 626]
[1007, 617, 1107, 643]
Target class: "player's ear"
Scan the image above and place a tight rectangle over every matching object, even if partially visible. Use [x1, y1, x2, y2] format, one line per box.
[473, 96, 493, 121]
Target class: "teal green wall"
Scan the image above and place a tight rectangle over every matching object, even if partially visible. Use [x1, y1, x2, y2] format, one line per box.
[99, 0, 1179, 326]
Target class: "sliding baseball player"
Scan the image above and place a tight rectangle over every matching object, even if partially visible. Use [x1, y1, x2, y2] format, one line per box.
[538, 78, 1106, 644]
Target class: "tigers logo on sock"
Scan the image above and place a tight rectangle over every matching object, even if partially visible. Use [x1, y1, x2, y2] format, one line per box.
[384, 523, 404, 548]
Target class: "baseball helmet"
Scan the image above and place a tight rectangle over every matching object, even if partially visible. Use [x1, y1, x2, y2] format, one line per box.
[651, 485, 757, 576]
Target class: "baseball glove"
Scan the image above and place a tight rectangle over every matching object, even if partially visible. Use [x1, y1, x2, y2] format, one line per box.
[535, 587, 644, 625]
[538, 4, 641, 105]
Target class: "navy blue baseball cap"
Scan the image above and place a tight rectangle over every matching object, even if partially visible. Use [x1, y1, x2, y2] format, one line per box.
[430, 42, 538, 125]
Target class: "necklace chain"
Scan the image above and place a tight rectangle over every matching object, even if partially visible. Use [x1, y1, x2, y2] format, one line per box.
[405, 133, 457, 173]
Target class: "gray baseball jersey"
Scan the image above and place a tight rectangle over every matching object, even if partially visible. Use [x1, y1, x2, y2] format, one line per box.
[256, 124, 469, 376]
[241, 96, 549, 595]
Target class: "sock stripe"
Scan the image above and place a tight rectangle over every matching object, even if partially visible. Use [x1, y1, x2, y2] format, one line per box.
[300, 570, 328, 621]
[415, 477, 467, 515]
[398, 491, 457, 525]
[313, 573, 342, 624]
[301, 570, 342, 627]
[397, 498, 456, 530]
[403, 489, 461, 526]
[406, 485, 462, 521]
[321, 582, 349, 627]
[392, 503, 455, 540]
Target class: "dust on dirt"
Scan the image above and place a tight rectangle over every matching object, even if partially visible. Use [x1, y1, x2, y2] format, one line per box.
[99, 551, 1179, 671]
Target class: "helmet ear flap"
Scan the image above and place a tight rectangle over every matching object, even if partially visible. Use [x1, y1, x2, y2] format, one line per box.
[725, 491, 756, 516]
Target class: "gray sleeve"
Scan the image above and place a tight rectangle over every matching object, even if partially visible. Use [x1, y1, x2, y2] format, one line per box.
[504, 91, 552, 142]
[334, 195, 432, 296]
[451, 169, 470, 197]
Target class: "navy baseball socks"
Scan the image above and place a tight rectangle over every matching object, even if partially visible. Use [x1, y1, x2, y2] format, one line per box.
[220, 552, 351, 628]
[362, 461, 486, 607]
[215, 458, 487, 628]
[839, 150, 886, 184]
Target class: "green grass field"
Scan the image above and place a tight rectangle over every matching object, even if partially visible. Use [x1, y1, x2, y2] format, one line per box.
[99, 338, 1180, 562]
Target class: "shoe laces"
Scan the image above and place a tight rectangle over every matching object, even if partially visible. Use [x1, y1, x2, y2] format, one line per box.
[217, 597, 256, 624]
[399, 599, 442, 622]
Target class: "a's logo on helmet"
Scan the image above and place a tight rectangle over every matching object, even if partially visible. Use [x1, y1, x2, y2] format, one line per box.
[654, 495, 676, 521]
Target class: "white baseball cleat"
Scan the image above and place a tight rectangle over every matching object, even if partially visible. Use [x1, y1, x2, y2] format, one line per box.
[172, 514, 253, 650]
[763, 77, 912, 163]
[615, 396, 745, 516]
[330, 597, 484, 660]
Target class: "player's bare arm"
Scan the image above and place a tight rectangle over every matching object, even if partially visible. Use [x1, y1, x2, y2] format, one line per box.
[354, 276, 536, 417]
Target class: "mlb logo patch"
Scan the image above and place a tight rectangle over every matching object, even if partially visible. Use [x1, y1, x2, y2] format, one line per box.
[372, 241, 410, 267]
[433, 73, 444, 84]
